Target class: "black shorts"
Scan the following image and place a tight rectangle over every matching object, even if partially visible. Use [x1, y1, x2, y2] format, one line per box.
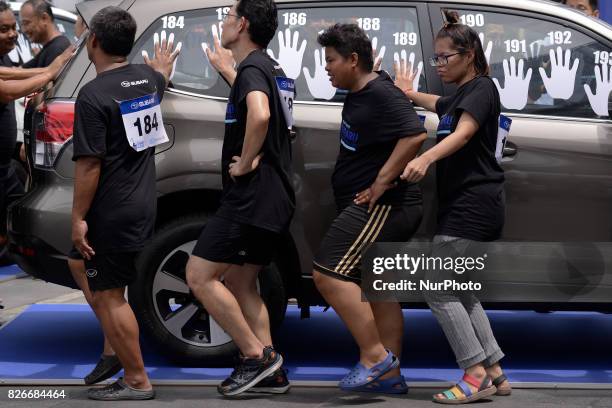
[313, 202, 422, 283]
[192, 216, 281, 266]
[67, 247, 82, 260]
[84, 252, 138, 292]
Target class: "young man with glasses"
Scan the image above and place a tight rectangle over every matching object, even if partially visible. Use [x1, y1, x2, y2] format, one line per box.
[187, 0, 295, 396]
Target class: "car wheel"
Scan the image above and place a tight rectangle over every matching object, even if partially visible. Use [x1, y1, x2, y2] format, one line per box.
[129, 214, 287, 365]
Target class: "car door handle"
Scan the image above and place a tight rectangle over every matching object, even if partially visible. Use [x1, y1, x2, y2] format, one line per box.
[503, 142, 517, 157]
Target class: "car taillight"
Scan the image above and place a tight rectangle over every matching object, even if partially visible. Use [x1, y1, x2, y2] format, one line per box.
[33, 101, 75, 169]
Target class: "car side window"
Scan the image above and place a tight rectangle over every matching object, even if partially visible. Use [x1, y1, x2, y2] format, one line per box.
[452, 9, 611, 119]
[130, 6, 426, 102]
[130, 8, 230, 98]
[269, 6, 426, 102]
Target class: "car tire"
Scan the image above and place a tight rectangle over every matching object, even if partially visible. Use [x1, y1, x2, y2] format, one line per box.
[129, 214, 287, 365]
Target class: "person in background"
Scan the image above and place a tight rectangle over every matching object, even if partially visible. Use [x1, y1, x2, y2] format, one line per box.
[20, 0, 71, 68]
[0, 0, 72, 266]
[563, 0, 600, 18]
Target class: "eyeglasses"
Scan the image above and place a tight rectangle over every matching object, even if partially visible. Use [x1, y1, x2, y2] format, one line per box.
[429, 51, 466, 67]
[222, 12, 240, 21]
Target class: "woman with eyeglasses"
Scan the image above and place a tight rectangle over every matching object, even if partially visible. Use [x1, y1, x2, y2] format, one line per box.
[393, 10, 511, 404]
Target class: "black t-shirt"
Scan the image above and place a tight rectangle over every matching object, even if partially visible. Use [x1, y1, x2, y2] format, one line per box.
[72, 64, 166, 254]
[216, 50, 295, 233]
[434, 75, 505, 241]
[23, 35, 71, 68]
[332, 71, 426, 209]
[0, 54, 17, 164]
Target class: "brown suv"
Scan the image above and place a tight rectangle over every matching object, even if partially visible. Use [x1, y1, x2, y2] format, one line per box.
[7, 0, 612, 363]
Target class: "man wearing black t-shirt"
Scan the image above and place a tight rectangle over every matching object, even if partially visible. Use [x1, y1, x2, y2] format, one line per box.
[71, 7, 180, 401]
[187, 0, 294, 396]
[0, 0, 73, 264]
[311, 24, 427, 393]
[20, 0, 71, 68]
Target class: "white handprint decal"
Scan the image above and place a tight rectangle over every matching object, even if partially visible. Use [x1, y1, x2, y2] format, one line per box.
[539, 46, 579, 100]
[393, 50, 423, 91]
[371, 37, 386, 70]
[303, 48, 336, 100]
[493, 57, 533, 110]
[9, 33, 34, 64]
[267, 28, 306, 79]
[478, 33, 493, 65]
[584, 64, 612, 117]
[141, 31, 183, 80]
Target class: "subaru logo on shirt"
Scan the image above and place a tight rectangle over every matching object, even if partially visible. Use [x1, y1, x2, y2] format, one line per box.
[340, 120, 358, 152]
[437, 114, 454, 138]
[225, 103, 237, 124]
[121, 79, 149, 88]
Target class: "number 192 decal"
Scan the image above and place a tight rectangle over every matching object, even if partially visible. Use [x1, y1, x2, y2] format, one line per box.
[548, 31, 572, 45]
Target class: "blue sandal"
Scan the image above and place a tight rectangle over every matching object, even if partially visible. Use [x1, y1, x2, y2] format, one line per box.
[339, 350, 399, 390]
[353, 375, 408, 394]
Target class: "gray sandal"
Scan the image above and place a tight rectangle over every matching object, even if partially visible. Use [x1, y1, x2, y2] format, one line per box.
[84, 354, 122, 385]
[493, 374, 512, 396]
[88, 378, 155, 401]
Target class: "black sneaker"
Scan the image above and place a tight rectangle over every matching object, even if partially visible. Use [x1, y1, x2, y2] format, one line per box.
[248, 368, 290, 394]
[217, 346, 283, 396]
[84, 354, 123, 385]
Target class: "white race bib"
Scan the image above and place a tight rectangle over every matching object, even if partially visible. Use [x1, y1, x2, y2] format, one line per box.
[275, 76, 295, 129]
[119, 92, 168, 152]
[495, 114, 512, 163]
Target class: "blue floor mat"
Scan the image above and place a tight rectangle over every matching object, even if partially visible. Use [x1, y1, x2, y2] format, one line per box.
[1, 304, 611, 383]
[0, 264, 22, 279]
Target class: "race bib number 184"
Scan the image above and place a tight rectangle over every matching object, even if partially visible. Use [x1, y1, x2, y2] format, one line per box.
[119, 93, 169, 152]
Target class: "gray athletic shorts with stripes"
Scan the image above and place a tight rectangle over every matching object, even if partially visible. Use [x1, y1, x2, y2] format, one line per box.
[313, 201, 422, 283]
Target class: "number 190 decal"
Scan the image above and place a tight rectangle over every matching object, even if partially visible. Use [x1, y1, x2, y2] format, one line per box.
[459, 14, 485, 27]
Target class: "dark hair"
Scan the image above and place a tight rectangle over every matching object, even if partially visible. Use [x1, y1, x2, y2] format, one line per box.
[0, 1, 10, 14]
[563, 0, 598, 10]
[317, 23, 373, 72]
[22, 0, 55, 22]
[437, 10, 488, 76]
[89, 6, 136, 57]
[235, 0, 278, 48]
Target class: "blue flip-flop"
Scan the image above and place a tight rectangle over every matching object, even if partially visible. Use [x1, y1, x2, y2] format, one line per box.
[352, 375, 408, 394]
[339, 349, 399, 390]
